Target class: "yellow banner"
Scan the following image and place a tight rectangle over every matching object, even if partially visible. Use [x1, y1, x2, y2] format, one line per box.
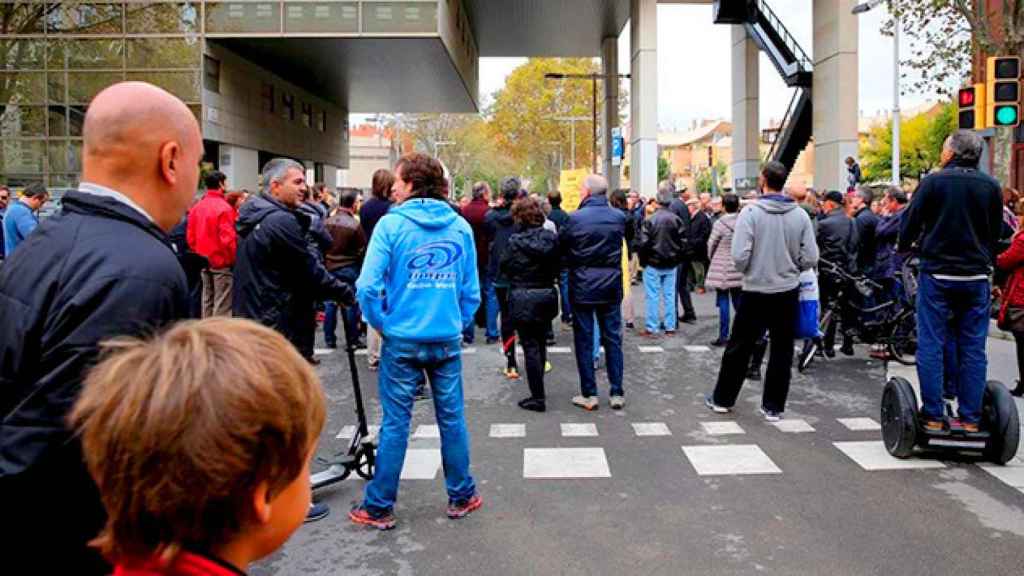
[558, 169, 588, 212]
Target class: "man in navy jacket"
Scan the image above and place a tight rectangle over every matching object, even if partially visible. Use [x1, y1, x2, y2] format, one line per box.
[0, 82, 203, 574]
[559, 174, 627, 411]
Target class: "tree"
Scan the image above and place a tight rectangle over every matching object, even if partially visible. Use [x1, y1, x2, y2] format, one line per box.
[657, 156, 671, 183]
[860, 101, 957, 183]
[694, 162, 729, 194]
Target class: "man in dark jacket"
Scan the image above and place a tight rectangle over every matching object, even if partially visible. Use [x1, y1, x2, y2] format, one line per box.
[668, 183, 697, 323]
[547, 190, 573, 326]
[486, 178, 523, 373]
[0, 82, 202, 574]
[874, 186, 909, 291]
[559, 174, 627, 411]
[899, 130, 1003, 433]
[638, 181, 686, 336]
[323, 188, 367, 349]
[850, 187, 879, 275]
[462, 182, 495, 343]
[233, 158, 354, 361]
[816, 190, 859, 356]
[846, 156, 863, 190]
[687, 198, 713, 292]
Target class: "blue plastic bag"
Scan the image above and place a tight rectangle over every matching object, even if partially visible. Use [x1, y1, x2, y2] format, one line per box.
[795, 270, 820, 339]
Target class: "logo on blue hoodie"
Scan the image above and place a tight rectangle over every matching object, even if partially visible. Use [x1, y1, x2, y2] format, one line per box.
[407, 240, 463, 288]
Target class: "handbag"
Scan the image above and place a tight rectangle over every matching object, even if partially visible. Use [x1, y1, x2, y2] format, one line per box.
[795, 269, 820, 339]
[998, 274, 1024, 332]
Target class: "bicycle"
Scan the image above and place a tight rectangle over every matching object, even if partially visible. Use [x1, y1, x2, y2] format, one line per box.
[797, 258, 917, 372]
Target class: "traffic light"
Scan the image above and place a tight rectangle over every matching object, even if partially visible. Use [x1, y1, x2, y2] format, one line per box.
[986, 56, 1021, 128]
[958, 85, 979, 130]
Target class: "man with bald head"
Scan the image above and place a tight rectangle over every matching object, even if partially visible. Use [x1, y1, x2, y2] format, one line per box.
[558, 174, 627, 411]
[0, 82, 201, 573]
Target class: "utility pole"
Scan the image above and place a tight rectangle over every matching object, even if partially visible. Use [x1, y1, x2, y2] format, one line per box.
[545, 72, 631, 174]
[552, 117, 589, 170]
[853, 0, 900, 185]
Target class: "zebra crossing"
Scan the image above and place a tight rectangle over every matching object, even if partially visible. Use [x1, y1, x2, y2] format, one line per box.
[316, 343, 722, 358]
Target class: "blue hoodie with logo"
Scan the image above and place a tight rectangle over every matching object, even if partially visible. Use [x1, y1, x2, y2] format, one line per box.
[356, 198, 480, 343]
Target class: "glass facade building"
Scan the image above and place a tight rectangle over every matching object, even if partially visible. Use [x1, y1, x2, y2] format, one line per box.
[0, 1, 461, 188]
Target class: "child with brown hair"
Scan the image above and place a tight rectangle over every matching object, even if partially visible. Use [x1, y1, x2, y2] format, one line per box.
[69, 317, 326, 575]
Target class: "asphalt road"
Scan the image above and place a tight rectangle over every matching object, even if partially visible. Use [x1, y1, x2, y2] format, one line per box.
[254, 291, 1024, 576]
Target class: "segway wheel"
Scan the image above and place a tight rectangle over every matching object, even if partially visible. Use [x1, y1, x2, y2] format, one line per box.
[881, 377, 918, 459]
[983, 381, 1020, 465]
[355, 447, 376, 480]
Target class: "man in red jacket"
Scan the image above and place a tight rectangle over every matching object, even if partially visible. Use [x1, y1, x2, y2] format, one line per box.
[188, 171, 237, 317]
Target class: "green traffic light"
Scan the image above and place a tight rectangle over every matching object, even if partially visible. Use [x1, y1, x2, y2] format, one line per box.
[995, 105, 1019, 126]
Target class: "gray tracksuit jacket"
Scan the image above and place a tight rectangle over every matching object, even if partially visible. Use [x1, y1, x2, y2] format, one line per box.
[731, 194, 819, 294]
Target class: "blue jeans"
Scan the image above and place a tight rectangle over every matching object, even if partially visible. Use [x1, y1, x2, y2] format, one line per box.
[716, 288, 742, 342]
[572, 303, 624, 397]
[323, 266, 360, 347]
[559, 269, 573, 323]
[643, 266, 677, 333]
[916, 273, 990, 424]
[363, 338, 476, 513]
[484, 272, 499, 339]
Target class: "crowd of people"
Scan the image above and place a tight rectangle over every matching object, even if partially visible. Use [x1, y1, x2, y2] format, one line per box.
[0, 78, 1021, 575]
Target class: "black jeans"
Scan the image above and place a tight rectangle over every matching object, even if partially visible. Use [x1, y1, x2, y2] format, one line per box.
[712, 289, 799, 413]
[517, 322, 549, 399]
[676, 261, 696, 318]
[496, 286, 517, 370]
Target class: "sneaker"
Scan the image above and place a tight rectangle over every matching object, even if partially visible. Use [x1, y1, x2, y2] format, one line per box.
[503, 368, 520, 380]
[306, 356, 321, 366]
[518, 397, 546, 412]
[922, 420, 944, 432]
[447, 494, 483, 519]
[544, 361, 552, 373]
[823, 348, 836, 359]
[637, 330, 658, 338]
[609, 395, 625, 410]
[665, 330, 677, 336]
[759, 407, 782, 422]
[710, 338, 727, 347]
[680, 314, 698, 325]
[840, 342, 855, 356]
[572, 395, 599, 411]
[961, 421, 980, 434]
[305, 501, 330, 523]
[704, 395, 731, 414]
[325, 341, 338, 349]
[349, 506, 396, 530]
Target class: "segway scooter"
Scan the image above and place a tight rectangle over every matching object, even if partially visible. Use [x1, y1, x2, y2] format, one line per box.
[311, 332, 376, 490]
[881, 376, 1020, 465]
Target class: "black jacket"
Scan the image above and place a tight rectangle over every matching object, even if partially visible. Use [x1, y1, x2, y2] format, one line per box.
[499, 225, 560, 325]
[548, 207, 570, 232]
[485, 205, 516, 284]
[899, 163, 1003, 277]
[558, 195, 626, 305]
[359, 197, 391, 240]
[0, 191, 187, 476]
[639, 208, 686, 269]
[233, 195, 353, 345]
[816, 207, 858, 271]
[688, 210, 712, 263]
[668, 198, 693, 259]
[852, 207, 880, 274]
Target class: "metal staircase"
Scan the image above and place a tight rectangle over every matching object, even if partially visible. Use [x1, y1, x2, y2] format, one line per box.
[714, 0, 813, 172]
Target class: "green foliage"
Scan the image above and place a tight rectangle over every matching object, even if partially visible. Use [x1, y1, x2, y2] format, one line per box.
[694, 162, 729, 194]
[860, 101, 957, 183]
[657, 156, 671, 183]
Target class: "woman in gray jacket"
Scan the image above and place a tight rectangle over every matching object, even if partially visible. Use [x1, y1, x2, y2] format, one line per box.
[706, 194, 743, 346]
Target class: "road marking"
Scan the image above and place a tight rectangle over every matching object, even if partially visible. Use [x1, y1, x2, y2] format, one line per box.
[548, 346, 572, 354]
[978, 457, 1024, 494]
[462, 347, 477, 355]
[335, 425, 379, 439]
[561, 423, 599, 437]
[638, 345, 664, 353]
[684, 345, 711, 352]
[632, 422, 672, 436]
[837, 417, 882, 431]
[523, 447, 611, 478]
[833, 441, 945, 471]
[354, 349, 368, 356]
[772, 419, 815, 433]
[400, 449, 443, 479]
[682, 444, 782, 476]
[314, 348, 334, 356]
[412, 424, 440, 438]
[701, 421, 745, 435]
[490, 423, 526, 438]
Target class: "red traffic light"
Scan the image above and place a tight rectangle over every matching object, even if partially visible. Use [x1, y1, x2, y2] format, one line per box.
[959, 87, 976, 107]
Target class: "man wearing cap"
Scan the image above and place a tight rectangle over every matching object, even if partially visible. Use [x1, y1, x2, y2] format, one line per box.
[816, 190, 859, 356]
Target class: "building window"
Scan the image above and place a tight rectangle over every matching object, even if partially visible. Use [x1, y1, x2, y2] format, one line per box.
[281, 92, 294, 121]
[301, 102, 312, 128]
[203, 55, 220, 93]
[261, 82, 274, 114]
[318, 110, 327, 133]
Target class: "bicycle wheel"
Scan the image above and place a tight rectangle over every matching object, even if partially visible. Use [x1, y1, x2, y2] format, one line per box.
[886, 310, 917, 366]
[798, 339, 818, 373]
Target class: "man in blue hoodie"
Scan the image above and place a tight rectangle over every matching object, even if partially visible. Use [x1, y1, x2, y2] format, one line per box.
[349, 153, 482, 530]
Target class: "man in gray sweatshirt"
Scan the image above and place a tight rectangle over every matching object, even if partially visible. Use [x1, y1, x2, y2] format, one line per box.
[705, 161, 819, 420]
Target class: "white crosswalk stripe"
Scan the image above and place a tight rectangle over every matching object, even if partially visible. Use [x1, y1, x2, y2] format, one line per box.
[837, 417, 882, 431]
[684, 345, 711, 352]
[412, 424, 440, 438]
[978, 458, 1024, 494]
[523, 447, 611, 478]
[772, 419, 815, 433]
[400, 449, 443, 479]
[632, 422, 672, 436]
[548, 346, 572, 354]
[682, 444, 782, 475]
[561, 422, 599, 437]
[490, 423, 526, 438]
[833, 441, 945, 471]
[701, 421, 745, 435]
[638, 345, 664, 353]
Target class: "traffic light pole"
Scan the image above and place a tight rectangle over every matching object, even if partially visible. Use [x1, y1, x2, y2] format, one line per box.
[892, 9, 900, 186]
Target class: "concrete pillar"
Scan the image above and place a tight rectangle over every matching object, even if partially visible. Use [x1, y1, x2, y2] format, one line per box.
[813, 0, 858, 191]
[602, 36, 620, 191]
[218, 144, 259, 192]
[322, 164, 341, 189]
[731, 26, 760, 193]
[630, 0, 657, 198]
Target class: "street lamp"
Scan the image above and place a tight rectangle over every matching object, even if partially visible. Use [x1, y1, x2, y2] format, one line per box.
[544, 72, 631, 174]
[550, 116, 591, 170]
[853, 0, 900, 186]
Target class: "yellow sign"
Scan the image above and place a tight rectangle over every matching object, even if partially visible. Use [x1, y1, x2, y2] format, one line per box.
[558, 169, 588, 212]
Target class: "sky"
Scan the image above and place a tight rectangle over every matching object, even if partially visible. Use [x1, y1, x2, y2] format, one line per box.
[477, 1, 943, 133]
